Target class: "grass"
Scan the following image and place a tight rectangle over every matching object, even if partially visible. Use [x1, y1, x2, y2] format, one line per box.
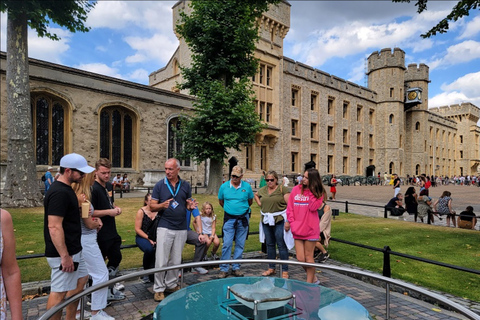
[9, 194, 480, 302]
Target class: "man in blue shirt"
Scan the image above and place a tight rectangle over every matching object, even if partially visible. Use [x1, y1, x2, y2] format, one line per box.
[185, 207, 208, 274]
[150, 158, 196, 302]
[218, 166, 253, 278]
[44, 166, 54, 193]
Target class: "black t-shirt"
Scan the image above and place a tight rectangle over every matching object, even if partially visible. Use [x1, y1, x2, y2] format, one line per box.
[386, 197, 400, 208]
[44, 180, 82, 257]
[459, 210, 476, 221]
[91, 181, 119, 241]
[394, 178, 401, 188]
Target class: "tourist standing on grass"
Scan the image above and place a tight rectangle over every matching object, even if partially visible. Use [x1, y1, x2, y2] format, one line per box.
[44, 166, 54, 193]
[287, 168, 325, 284]
[404, 187, 418, 222]
[0, 209, 22, 320]
[44, 153, 94, 320]
[254, 170, 290, 279]
[91, 158, 125, 301]
[433, 191, 455, 227]
[218, 166, 254, 279]
[150, 158, 197, 302]
[134, 193, 157, 283]
[72, 172, 114, 320]
[314, 202, 332, 263]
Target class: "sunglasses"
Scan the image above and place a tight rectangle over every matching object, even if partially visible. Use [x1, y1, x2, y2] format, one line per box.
[232, 175, 241, 179]
[71, 168, 85, 176]
[265, 179, 275, 182]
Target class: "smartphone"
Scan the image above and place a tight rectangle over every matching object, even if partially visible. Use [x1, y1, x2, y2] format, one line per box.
[59, 262, 79, 271]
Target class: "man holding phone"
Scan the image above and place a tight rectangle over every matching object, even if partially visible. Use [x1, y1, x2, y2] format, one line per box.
[44, 153, 95, 320]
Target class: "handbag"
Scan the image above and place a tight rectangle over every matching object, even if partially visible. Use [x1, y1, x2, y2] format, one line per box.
[146, 214, 160, 242]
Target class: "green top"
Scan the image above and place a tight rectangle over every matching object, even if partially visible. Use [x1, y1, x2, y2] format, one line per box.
[257, 185, 290, 223]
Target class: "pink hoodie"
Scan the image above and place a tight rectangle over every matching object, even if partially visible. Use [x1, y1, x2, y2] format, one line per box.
[286, 185, 324, 240]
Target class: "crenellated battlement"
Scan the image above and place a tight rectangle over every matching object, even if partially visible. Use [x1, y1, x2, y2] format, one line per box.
[283, 57, 376, 101]
[405, 63, 429, 82]
[430, 103, 480, 123]
[367, 48, 405, 74]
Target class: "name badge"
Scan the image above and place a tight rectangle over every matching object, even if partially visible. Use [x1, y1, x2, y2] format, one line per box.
[171, 200, 179, 209]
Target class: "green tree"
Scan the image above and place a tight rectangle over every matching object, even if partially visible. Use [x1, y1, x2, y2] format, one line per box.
[393, 0, 480, 38]
[176, 0, 280, 194]
[1, 0, 94, 207]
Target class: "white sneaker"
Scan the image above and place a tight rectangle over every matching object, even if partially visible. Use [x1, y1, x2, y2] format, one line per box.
[114, 282, 125, 291]
[107, 288, 125, 301]
[76, 310, 92, 320]
[192, 267, 208, 275]
[91, 310, 115, 320]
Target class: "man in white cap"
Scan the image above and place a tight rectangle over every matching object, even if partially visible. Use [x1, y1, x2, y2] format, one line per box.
[44, 166, 54, 193]
[44, 153, 95, 320]
[217, 165, 253, 278]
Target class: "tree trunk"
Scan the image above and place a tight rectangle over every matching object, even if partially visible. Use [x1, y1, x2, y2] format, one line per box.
[2, 13, 43, 207]
[205, 158, 224, 195]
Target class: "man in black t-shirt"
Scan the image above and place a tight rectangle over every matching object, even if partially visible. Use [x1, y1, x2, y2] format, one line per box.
[44, 153, 94, 320]
[91, 158, 125, 301]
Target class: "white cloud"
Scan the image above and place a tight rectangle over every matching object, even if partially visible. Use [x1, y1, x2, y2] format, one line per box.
[74, 63, 123, 79]
[348, 58, 368, 84]
[459, 15, 480, 39]
[428, 40, 480, 70]
[430, 72, 480, 108]
[124, 33, 178, 64]
[127, 68, 149, 82]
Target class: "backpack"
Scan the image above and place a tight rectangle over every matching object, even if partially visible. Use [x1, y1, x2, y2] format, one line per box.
[41, 174, 47, 182]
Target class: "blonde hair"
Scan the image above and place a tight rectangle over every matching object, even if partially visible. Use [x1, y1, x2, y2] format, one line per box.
[71, 171, 96, 200]
[201, 201, 214, 217]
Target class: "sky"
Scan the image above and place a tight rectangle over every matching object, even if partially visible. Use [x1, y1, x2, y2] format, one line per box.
[1, 1, 480, 109]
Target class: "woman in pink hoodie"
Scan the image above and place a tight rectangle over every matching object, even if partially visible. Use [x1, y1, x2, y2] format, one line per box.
[286, 168, 326, 283]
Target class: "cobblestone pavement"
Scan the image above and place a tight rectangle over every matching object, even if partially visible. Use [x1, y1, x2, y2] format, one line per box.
[21, 184, 480, 319]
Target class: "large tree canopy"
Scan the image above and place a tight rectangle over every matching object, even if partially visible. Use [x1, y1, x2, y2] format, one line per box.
[393, 0, 480, 38]
[175, 0, 280, 194]
[1, 0, 94, 207]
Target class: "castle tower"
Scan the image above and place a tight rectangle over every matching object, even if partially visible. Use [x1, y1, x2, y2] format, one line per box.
[367, 48, 406, 175]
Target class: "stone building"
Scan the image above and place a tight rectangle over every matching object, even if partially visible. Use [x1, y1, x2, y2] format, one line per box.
[151, 0, 480, 180]
[1, 1, 479, 189]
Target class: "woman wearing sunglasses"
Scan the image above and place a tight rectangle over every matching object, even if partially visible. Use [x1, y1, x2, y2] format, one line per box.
[254, 171, 291, 279]
[287, 168, 326, 284]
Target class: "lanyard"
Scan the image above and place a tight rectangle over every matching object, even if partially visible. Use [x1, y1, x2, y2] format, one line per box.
[164, 177, 181, 199]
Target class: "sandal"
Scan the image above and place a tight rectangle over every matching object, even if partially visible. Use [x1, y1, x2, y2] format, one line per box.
[282, 271, 289, 279]
[262, 269, 276, 276]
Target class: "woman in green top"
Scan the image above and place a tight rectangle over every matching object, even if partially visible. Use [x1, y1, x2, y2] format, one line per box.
[254, 170, 290, 278]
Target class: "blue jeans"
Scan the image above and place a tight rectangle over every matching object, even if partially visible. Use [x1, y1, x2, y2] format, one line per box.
[220, 215, 249, 272]
[135, 235, 156, 271]
[262, 220, 288, 271]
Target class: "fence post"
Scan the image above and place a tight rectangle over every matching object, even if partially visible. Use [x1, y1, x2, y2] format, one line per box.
[384, 206, 388, 219]
[345, 201, 349, 213]
[195, 185, 197, 194]
[119, 188, 123, 198]
[383, 245, 391, 278]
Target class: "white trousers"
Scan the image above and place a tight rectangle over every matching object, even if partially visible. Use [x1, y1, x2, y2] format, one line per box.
[81, 232, 109, 311]
[154, 228, 187, 292]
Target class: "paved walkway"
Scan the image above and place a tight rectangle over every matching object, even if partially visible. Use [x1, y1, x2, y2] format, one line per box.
[21, 184, 480, 319]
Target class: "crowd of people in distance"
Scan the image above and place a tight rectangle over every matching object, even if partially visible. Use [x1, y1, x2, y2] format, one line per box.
[385, 173, 478, 230]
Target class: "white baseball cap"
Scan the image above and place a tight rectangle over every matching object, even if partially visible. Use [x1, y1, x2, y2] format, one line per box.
[60, 153, 95, 174]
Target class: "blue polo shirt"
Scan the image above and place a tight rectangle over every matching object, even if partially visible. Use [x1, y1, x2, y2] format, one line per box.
[218, 180, 253, 215]
[152, 177, 191, 230]
[186, 207, 200, 231]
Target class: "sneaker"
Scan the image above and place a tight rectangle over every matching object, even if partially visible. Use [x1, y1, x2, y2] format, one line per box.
[317, 252, 330, 263]
[108, 266, 118, 279]
[76, 310, 92, 320]
[140, 276, 151, 284]
[114, 282, 125, 291]
[154, 292, 165, 302]
[107, 288, 125, 301]
[192, 267, 208, 275]
[211, 253, 219, 260]
[165, 285, 181, 293]
[313, 249, 321, 260]
[231, 269, 244, 277]
[218, 271, 229, 279]
[91, 310, 115, 320]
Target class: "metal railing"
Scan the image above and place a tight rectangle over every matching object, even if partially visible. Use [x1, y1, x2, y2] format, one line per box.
[37, 259, 480, 320]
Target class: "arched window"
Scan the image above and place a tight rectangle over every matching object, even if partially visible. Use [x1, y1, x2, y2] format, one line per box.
[168, 117, 191, 167]
[31, 94, 67, 165]
[416, 164, 420, 175]
[100, 106, 134, 168]
[389, 114, 394, 124]
[415, 122, 420, 130]
[389, 162, 394, 174]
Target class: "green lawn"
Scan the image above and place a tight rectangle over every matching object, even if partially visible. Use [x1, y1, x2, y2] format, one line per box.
[9, 194, 480, 302]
